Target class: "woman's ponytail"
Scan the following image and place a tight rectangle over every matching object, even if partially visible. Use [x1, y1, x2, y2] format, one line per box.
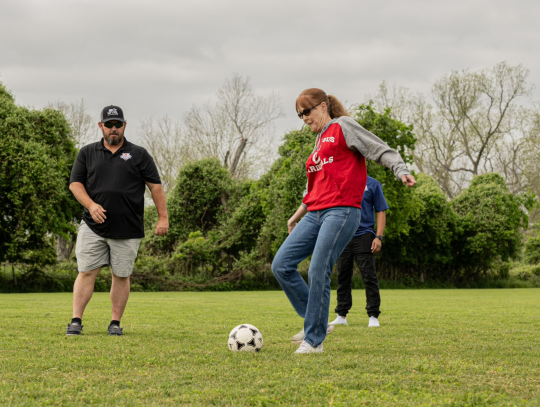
[327, 95, 349, 119]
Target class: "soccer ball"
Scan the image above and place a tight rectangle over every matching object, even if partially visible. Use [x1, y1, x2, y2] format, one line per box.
[228, 324, 263, 352]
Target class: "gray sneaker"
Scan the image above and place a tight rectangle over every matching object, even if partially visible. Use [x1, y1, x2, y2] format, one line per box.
[66, 322, 83, 336]
[108, 325, 124, 336]
[291, 324, 335, 344]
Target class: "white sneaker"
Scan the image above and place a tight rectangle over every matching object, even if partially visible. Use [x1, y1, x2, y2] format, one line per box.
[295, 340, 323, 354]
[368, 316, 380, 327]
[291, 324, 335, 343]
[329, 316, 348, 325]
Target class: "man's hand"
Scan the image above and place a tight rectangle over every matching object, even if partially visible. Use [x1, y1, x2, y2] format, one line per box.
[401, 174, 417, 187]
[371, 238, 382, 253]
[146, 182, 169, 236]
[89, 203, 107, 224]
[154, 218, 169, 236]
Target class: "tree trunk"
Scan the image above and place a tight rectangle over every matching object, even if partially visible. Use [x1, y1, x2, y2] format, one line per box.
[228, 138, 248, 177]
[55, 234, 74, 262]
[220, 193, 228, 210]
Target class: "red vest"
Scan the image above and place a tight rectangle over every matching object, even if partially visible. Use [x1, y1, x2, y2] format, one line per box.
[302, 122, 367, 211]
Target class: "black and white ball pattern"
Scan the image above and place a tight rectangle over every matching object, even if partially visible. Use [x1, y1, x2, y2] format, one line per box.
[228, 324, 263, 352]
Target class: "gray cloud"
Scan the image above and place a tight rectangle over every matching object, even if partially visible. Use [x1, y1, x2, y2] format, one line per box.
[1, 0, 539, 139]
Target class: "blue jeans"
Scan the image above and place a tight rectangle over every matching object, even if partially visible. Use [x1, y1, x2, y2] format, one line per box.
[272, 207, 361, 347]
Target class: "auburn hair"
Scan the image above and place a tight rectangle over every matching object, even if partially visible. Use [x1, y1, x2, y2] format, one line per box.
[296, 88, 349, 119]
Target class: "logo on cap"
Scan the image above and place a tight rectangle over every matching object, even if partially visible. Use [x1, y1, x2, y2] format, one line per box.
[120, 153, 132, 161]
[101, 105, 124, 123]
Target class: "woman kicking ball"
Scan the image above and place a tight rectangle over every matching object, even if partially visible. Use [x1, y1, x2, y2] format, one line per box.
[272, 88, 416, 354]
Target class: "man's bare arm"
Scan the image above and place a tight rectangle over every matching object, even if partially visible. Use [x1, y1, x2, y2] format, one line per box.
[145, 182, 169, 236]
[375, 210, 386, 237]
[371, 210, 386, 253]
[69, 182, 107, 224]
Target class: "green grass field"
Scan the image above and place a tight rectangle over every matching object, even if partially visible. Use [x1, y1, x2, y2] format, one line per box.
[1, 289, 540, 406]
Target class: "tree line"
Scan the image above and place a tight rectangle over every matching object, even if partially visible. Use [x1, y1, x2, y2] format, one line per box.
[139, 104, 531, 288]
[1, 62, 540, 291]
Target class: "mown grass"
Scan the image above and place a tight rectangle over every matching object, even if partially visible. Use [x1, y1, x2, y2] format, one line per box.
[1, 289, 540, 406]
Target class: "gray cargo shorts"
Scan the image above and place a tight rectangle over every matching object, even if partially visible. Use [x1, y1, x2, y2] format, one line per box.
[75, 221, 142, 277]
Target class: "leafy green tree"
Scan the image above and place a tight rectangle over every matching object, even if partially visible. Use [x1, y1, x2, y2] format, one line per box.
[166, 179, 269, 278]
[0, 81, 80, 269]
[523, 237, 540, 265]
[378, 173, 460, 282]
[354, 103, 419, 241]
[169, 127, 315, 279]
[144, 158, 234, 254]
[175, 105, 418, 278]
[254, 105, 420, 262]
[452, 173, 527, 280]
[256, 127, 317, 258]
[344, 103, 422, 280]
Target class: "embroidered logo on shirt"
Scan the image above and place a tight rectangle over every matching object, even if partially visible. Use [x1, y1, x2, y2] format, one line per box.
[308, 153, 334, 173]
[120, 153, 132, 161]
[108, 108, 118, 116]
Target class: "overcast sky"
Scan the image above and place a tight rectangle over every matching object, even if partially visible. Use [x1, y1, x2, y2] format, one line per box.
[1, 0, 539, 142]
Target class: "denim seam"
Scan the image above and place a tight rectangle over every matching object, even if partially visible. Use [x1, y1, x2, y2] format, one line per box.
[312, 207, 351, 346]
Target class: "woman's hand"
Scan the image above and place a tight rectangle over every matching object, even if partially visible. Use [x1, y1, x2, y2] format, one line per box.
[287, 205, 308, 234]
[401, 174, 417, 187]
[287, 218, 298, 234]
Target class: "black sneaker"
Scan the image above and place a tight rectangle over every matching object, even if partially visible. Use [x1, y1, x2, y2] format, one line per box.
[66, 323, 83, 336]
[108, 324, 124, 336]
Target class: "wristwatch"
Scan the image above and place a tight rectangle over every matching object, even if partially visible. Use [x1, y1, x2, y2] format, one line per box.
[375, 235, 383, 241]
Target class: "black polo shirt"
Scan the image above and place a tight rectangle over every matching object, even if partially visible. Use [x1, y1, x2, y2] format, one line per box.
[70, 138, 161, 239]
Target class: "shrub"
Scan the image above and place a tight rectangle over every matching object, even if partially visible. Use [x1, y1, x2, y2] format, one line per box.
[143, 158, 234, 254]
[452, 173, 527, 281]
[524, 236, 540, 265]
[379, 173, 460, 282]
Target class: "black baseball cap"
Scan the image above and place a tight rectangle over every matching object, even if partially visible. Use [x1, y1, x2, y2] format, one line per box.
[100, 105, 125, 123]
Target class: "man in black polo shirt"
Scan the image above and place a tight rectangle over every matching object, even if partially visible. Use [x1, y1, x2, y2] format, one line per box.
[66, 105, 168, 336]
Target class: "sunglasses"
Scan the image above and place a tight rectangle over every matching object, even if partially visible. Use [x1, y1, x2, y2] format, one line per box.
[103, 121, 124, 129]
[297, 103, 321, 119]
